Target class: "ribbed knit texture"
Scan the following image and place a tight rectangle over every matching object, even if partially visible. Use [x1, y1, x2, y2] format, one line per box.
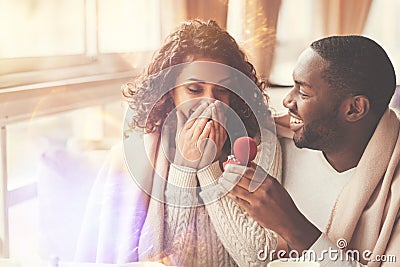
[163, 140, 282, 267]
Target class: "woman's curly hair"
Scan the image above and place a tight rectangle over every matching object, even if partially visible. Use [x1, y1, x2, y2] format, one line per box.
[122, 19, 271, 140]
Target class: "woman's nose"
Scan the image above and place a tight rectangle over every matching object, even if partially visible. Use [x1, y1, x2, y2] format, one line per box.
[198, 85, 217, 102]
[200, 93, 215, 105]
[204, 87, 216, 100]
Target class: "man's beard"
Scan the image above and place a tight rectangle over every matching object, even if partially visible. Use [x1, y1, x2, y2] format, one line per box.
[293, 116, 341, 151]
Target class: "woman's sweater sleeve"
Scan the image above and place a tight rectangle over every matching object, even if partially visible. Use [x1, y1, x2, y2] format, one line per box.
[197, 141, 282, 266]
[163, 163, 199, 265]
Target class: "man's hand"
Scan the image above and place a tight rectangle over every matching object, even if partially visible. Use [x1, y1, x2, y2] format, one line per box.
[221, 162, 321, 252]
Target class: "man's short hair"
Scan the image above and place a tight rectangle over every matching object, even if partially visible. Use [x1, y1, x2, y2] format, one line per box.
[310, 35, 396, 118]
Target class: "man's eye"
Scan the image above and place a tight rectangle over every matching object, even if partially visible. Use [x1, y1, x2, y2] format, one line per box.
[299, 91, 309, 97]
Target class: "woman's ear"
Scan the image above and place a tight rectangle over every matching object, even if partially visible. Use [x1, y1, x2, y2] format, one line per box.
[344, 95, 370, 122]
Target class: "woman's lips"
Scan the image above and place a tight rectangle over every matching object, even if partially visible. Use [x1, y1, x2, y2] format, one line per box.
[289, 114, 304, 132]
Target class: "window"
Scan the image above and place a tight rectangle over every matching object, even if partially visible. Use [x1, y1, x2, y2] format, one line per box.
[0, 0, 85, 58]
[270, 0, 400, 85]
[0, 0, 159, 83]
[97, 0, 161, 53]
[0, 1, 159, 265]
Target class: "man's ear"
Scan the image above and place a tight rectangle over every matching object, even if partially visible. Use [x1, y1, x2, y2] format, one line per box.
[343, 95, 370, 122]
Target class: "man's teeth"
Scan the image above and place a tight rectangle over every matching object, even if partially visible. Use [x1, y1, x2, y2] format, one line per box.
[290, 116, 303, 124]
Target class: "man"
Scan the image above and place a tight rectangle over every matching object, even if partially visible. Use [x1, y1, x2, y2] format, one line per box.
[223, 36, 400, 266]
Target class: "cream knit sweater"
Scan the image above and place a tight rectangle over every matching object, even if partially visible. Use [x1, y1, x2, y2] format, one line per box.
[75, 129, 282, 266]
[163, 139, 282, 267]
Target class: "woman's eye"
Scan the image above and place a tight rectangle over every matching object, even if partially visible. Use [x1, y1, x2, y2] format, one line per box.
[218, 88, 228, 94]
[187, 87, 202, 94]
[215, 87, 229, 95]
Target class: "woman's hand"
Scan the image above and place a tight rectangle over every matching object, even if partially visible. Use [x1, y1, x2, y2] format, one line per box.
[174, 101, 227, 169]
[198, 101, 227, 168]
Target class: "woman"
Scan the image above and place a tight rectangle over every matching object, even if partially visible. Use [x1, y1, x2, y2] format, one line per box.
[75, 20, 281, 266]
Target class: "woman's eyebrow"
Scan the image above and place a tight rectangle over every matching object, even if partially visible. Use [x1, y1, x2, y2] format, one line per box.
[218, 76, 232, 83]
[187, 77, 205, 82]
[185, 76, 233, 84]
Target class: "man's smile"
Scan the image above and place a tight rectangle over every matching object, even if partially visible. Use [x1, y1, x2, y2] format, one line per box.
[289, 111, 304, 132]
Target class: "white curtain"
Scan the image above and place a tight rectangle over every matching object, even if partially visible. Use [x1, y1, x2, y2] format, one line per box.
[160, 0, 282, 81]
[315, 0, 373, 36]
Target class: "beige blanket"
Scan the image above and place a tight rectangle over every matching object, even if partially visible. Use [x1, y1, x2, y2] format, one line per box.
[74, 127, 170, 263]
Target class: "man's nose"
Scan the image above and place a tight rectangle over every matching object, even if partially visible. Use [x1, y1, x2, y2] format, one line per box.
[283, 87, 296, 109]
